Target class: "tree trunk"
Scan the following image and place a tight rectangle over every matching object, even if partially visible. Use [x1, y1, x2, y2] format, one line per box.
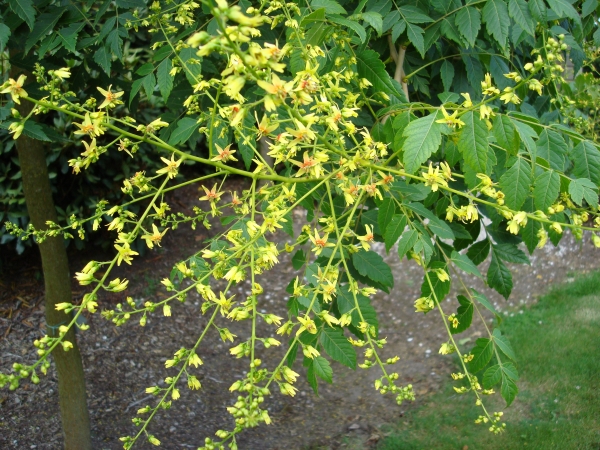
[13, 75, 92, 450]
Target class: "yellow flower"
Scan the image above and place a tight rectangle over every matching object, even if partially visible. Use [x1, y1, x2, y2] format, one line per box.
[53, 68, 71, 80]
[280, 382, 298, 397]
[141, 224, 168, 249]
[145, 118, 170, 133]
[439, 342, 456, 355]
[435, 107, 465, 128]
[256, 73, 294, 111]
[414, 296, 434, 313]
[309, 228, 334, 255]
[73, 113, 104, 138]
[114, 242, 139, 266]
[528, 79, 543, 96]
[8, 122, 24, 139]
[296, 316, 317, 335]
[286, 119, 316, 145]
[199, 183, 224, 205]
[481, 73, 500, 96]
[537, 228, 548, 248]
[156, 154, 183, 179]
[480, 104, 494, 120]
[0, 75, 28, 104]
[256, 113, 278, 138]
[357, 224, 375, 251]
[499, 87, 521, 105]
[302, 345, 320, 359]
[211, 144, 238, 163]
[461, 92, 473, 107]
[422, 162, 448, 192]
[97, 85, 124, 109]
[435, 269, 449, 282]
[551, 222, 563, 234]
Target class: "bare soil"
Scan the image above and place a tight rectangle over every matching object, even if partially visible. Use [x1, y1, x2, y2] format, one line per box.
[1, 181, 599, 450]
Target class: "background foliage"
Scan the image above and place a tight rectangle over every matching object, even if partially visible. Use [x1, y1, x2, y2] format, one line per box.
[2, 0, 600, 448]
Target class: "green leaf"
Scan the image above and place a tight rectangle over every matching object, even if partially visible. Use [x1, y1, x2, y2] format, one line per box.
[493, 115, 519, 155]
[8, 0, 36, 30]
[405, 202, 455, 239]
[546, 0, 581, 21]
[312, 0, 346, 15]
[179, 47, 203, 86]
[521, 199, 541, 254]
[455, 6, 481, 48]
[508, 0, 535, 36]
[400, 5, 433, 24]
[569, 178, 598, 208]
[466, 239, 490, 266]
[483, 364, 503, 389]
[397, 229, 419, 259]
[382, 10, 399, 33]
[511, 119, 538, 157]
[468, 338, 494, 373]
[451, 295, 473, 334]
[572, 141, 600, 185]
[94, 45, 112, 75]
[0, 24, 10, 50]
[582, 0, 598, 17]
[168, 117, 199, 146]
[440, 60, 455, 92]
[450, 250, 482, 278]
[292, 250, 306, 270]
[157, 58, 174, 102]
[236, 114, 255, 170]
[501, 361, 519, 381]
[356, 50, 407, 103]
[472, 289, 499, 316]
[320, 327, 356, 369]
[402, 112, 443, 174]
[301, 7, 326, 26]
[391, 20, 406, 42]
[377, 198, 397, 235]
[22, 121, 51, 141]
[142, 73, 156, 99]
[534, 170, 560, 211]
[329, 15, 366, 43]
[352, 251, 394, 288]
[494, 243, 530, 264]
[384, 215, 407, 253]
[25, 11, 64, 54]
[57, 22, 84, 53]
[458, 111, 489, 173]
[310, 356, 333, 383]
[353, 296, 379, 337]
[501, 371, 519, 406]
[361, 11, 383, 35]
[528, 0, 547, 21]
[335, 285, 378, 336]
[421, 269, 451, 302]
[482, 0, 510, 49]
[406, 22, 425, 57]
[499, 158, 532, 210]
[493, 329, 517, 361]
[536, 129, 566, 171]
[106, 29, 123, 62]
[487, 250, 513, 299]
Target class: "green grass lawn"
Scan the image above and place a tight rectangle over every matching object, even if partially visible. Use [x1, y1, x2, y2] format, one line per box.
[378, 272, 600, 450]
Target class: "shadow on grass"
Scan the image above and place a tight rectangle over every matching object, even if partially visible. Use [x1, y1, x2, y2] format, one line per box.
[378, 271, 600, 450]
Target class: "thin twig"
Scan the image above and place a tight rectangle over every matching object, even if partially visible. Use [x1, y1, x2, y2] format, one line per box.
[124, 395, 155, 412]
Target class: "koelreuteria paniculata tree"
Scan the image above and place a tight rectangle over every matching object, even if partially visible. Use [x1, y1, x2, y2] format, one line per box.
[2, 0, 600, 447]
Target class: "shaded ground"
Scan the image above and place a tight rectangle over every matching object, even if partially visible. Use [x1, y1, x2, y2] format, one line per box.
[1, 182, 600, 450]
